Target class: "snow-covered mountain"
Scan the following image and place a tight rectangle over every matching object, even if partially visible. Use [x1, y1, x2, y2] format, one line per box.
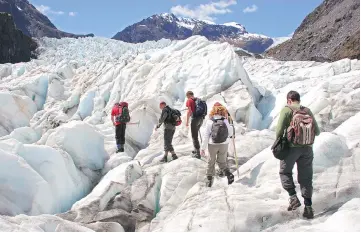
[112, 13, 273, 54]
[0, 36, 359, 231]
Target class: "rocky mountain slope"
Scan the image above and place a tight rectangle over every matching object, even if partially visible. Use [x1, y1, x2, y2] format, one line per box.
[0, 0, 93, 38]
[112, 13, 273, 54]
[0, 12, 37, 63]
[266, 0, 360, 62]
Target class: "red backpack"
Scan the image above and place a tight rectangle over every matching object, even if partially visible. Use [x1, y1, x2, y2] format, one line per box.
[114, 102, 130, 123]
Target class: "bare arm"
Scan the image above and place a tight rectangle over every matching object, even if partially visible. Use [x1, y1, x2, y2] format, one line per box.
[186, 107, 191, 125]
[201, 120, 212, 151]
[111, 115, 115, 126]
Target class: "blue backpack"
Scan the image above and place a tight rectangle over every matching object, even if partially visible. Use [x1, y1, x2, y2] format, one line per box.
[193, 98, 207, 118]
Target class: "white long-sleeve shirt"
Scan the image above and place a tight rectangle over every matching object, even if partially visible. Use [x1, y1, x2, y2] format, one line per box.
[201, 115, 233, 150]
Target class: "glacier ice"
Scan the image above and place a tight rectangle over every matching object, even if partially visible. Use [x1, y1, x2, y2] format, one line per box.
[0, 93, 37, 137]
[0, 35, 359, 232]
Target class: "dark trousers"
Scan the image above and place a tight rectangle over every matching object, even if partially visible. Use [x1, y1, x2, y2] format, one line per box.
[115, 123, 126, 145]
[279, 147, 314, 200]
[164, 128, 175, 152]
[191, 117, 203, 150]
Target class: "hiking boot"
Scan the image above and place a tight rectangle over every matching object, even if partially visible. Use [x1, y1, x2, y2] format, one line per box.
[116, 149, 122, 153]
[191, 149, 201, 159]
[287, 195, 301, 211]
[206, 176, 213, 187]
[160, 155, 168, 163]
[303, 206, 314, 219]
[224, 169, 234, 185]
[192, 152, 201, 159]
[172, 154, 178, 160]
[118, 144, 124, 152]
[216, 169, 225, 177]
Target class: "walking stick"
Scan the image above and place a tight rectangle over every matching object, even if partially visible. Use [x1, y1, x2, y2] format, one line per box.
[127, 121, 140, 127]
[229, 115, 239, 178]
[232, 136, 239, 178]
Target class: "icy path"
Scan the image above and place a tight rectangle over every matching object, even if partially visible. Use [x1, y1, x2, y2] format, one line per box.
[0, 36, 360, 231]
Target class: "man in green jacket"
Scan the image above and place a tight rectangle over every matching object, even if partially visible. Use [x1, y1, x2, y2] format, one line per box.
[276, 91, 320, 219]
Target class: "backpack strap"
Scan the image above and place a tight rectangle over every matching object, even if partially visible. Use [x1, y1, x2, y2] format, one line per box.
[285, 105, 294, 112]
[286, 105, 305, 115]
[165, 106, 171, 115]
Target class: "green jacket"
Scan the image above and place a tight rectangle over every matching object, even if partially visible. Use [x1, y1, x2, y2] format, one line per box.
[276, 103, 320, 147]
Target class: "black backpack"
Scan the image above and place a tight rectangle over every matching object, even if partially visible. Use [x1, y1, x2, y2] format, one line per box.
[166, 107, 181, 126]
[193, 98, 207, 118]
[211, 117, 229, 143]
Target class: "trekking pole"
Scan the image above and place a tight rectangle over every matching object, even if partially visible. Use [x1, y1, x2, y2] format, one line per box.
[232, 136, 239, 178]
[127, 121, 140, 126]
[229, 115, 239, 178]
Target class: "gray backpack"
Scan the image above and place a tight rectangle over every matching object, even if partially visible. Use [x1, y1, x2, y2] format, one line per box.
[211, 117, 229, 143]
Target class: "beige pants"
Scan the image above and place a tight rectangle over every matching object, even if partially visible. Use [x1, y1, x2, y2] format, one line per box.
[206, 143, 229, 177]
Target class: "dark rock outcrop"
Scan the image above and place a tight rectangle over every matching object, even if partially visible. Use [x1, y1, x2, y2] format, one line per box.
[112, 13, 273, 54]
[0, 12, 37, 63]
[265, 0, 360, 62]
[0, 0, 93, 38]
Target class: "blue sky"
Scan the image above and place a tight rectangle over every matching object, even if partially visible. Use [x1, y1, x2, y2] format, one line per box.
[29, 0, 323, 38]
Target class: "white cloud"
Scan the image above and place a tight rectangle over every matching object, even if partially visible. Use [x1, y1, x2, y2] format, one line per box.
[243, 4, 258, 13]
[69, 12, 77, 17]
[170, 0, 237, 22]
[35, 5, 64, 16]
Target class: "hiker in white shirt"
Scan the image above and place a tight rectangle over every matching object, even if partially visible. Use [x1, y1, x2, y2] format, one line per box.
[200, 104, 234, 187]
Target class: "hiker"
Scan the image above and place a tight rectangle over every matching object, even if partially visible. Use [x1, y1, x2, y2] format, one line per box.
[200, 104, 234, 187]
[213, 102, 235, 134]
[111, 102, 131, 153]
[276, 90, 320, 219]
[213, 102, 236, 177]
[155, 101, 180, 163]
[185, 91, 207, 159]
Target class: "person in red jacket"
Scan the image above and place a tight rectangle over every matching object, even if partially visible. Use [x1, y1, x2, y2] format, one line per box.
[185, 91, 204, 159]
[111, 102, 130, 153]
